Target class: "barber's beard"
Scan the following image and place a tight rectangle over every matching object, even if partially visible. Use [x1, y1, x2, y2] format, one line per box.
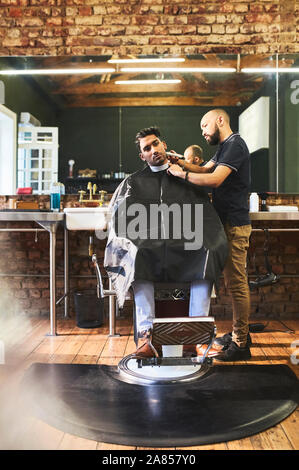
[208, 127, 220, 146]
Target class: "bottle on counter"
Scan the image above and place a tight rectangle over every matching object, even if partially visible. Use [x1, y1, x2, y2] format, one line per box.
[249, 192, 259, 212]
[50, 182, 63, 211]
[58, 182, 65, 195]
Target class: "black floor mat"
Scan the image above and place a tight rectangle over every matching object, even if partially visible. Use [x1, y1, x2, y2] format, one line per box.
[21, 363, 299, 447]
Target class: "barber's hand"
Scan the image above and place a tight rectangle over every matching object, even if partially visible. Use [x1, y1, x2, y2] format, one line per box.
[167, 155, 178, 164]
[166, 150, 181, 164]
[167, 163, 185, 178]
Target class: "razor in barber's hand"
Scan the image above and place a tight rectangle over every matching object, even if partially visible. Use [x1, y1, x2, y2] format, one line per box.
[166, 151, 185, 164]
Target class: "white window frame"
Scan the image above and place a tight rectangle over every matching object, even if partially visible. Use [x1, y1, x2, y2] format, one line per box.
[17, 126, 58, 194]
[0, 104, 17, 195]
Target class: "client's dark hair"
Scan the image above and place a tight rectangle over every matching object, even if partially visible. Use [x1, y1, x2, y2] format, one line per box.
[135, 126, 162, 151]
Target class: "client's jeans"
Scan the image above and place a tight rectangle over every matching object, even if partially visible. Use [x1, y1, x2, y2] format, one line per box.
[132, 279, 213, 335]
[223, 223, 252, 348]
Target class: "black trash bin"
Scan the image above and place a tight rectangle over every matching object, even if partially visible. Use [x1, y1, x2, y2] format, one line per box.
[74, 290, 104, 328]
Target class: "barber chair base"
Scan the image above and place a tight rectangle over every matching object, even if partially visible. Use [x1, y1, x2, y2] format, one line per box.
[117, 354, 212, 385]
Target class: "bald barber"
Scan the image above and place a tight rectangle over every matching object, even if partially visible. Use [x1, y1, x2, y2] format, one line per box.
[167, 108, 252, 362]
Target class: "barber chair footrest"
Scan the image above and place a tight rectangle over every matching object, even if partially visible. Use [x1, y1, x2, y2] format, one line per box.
[137, 356, 213, 368]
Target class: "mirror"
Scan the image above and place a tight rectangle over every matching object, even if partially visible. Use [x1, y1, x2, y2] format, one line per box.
[278, 54, 299, 193]
[0, 54, 298, 194]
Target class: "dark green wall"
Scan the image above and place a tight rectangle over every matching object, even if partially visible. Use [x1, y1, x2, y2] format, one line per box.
[282, 75, 299, 192]
[57, 105, 239, 181]
[1, 75, 58, 126]
[57, 107, 119, 181]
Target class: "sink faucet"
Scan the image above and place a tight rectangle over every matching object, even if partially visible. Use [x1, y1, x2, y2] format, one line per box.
[78, 190, 86, 203]
[87, 182, 97, 200]
[78, 182, 97, 202]
[99, 190, 107, 207]
[78, 183, 107, 206]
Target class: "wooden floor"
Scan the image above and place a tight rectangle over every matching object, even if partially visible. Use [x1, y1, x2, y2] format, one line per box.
[0, 313, 298, 451]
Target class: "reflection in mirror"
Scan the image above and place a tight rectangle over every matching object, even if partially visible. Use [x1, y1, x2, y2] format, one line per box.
[0, 54, 298, 194]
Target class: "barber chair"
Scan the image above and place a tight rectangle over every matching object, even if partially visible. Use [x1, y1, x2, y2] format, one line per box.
[126, 282, 216, 384]
[119, 284, 216, 384]
[92, 255, 216, 384]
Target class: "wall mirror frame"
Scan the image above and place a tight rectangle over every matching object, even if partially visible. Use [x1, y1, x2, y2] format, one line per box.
[0, 53, 298, 195]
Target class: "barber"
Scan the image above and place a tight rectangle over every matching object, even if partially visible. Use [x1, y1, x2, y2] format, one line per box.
[167, 108, 252, 362]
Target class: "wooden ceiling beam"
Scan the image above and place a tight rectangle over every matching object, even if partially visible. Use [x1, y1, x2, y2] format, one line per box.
[66, 95, 246, 108]
[23, 55, 291, 108]
[52, 77, 261, 97]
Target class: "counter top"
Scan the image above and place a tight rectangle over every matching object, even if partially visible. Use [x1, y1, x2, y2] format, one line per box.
[250, 211, 299, 221]
[0, 210, 298, 222]
[0, 211, 64, 222]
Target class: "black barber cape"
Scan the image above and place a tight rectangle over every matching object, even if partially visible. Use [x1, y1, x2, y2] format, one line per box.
[104, 166, 228, 308]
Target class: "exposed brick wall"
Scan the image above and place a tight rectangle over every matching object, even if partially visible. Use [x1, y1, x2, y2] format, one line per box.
[228, 224, 299, 319]
[0, 194, 109, 319]
[0, 0, 298, 56]
[0, 216, 109, 319]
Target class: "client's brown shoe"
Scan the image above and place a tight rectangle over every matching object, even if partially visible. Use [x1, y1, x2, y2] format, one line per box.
[196, 343, 223, 358]
[132, 341, 157, 358]
[131, 329, 159, 359]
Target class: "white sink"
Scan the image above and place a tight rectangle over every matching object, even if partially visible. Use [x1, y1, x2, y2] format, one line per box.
[64, 207, 111, 231]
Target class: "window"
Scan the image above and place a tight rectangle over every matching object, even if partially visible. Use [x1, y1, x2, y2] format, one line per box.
[17, 126, 58, 194]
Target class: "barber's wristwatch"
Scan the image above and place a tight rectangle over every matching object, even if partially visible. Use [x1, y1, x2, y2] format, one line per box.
[185, 171, 189, 181]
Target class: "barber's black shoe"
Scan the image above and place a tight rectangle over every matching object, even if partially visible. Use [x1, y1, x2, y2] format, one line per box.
[214, 332, 252, 348]
[216, 341, 251, 362]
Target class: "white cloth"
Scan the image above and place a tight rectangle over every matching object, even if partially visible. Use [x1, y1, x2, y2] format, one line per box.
[149, 162, 169, 172]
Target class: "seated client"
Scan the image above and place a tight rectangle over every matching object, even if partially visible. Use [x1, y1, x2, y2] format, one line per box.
[104, 127, 228, 358]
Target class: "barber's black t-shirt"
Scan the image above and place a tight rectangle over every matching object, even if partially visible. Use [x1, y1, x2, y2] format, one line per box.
[210, 133, 251, 227]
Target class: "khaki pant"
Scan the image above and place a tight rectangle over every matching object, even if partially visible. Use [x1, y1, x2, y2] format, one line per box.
[223, 223, 252, 347]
